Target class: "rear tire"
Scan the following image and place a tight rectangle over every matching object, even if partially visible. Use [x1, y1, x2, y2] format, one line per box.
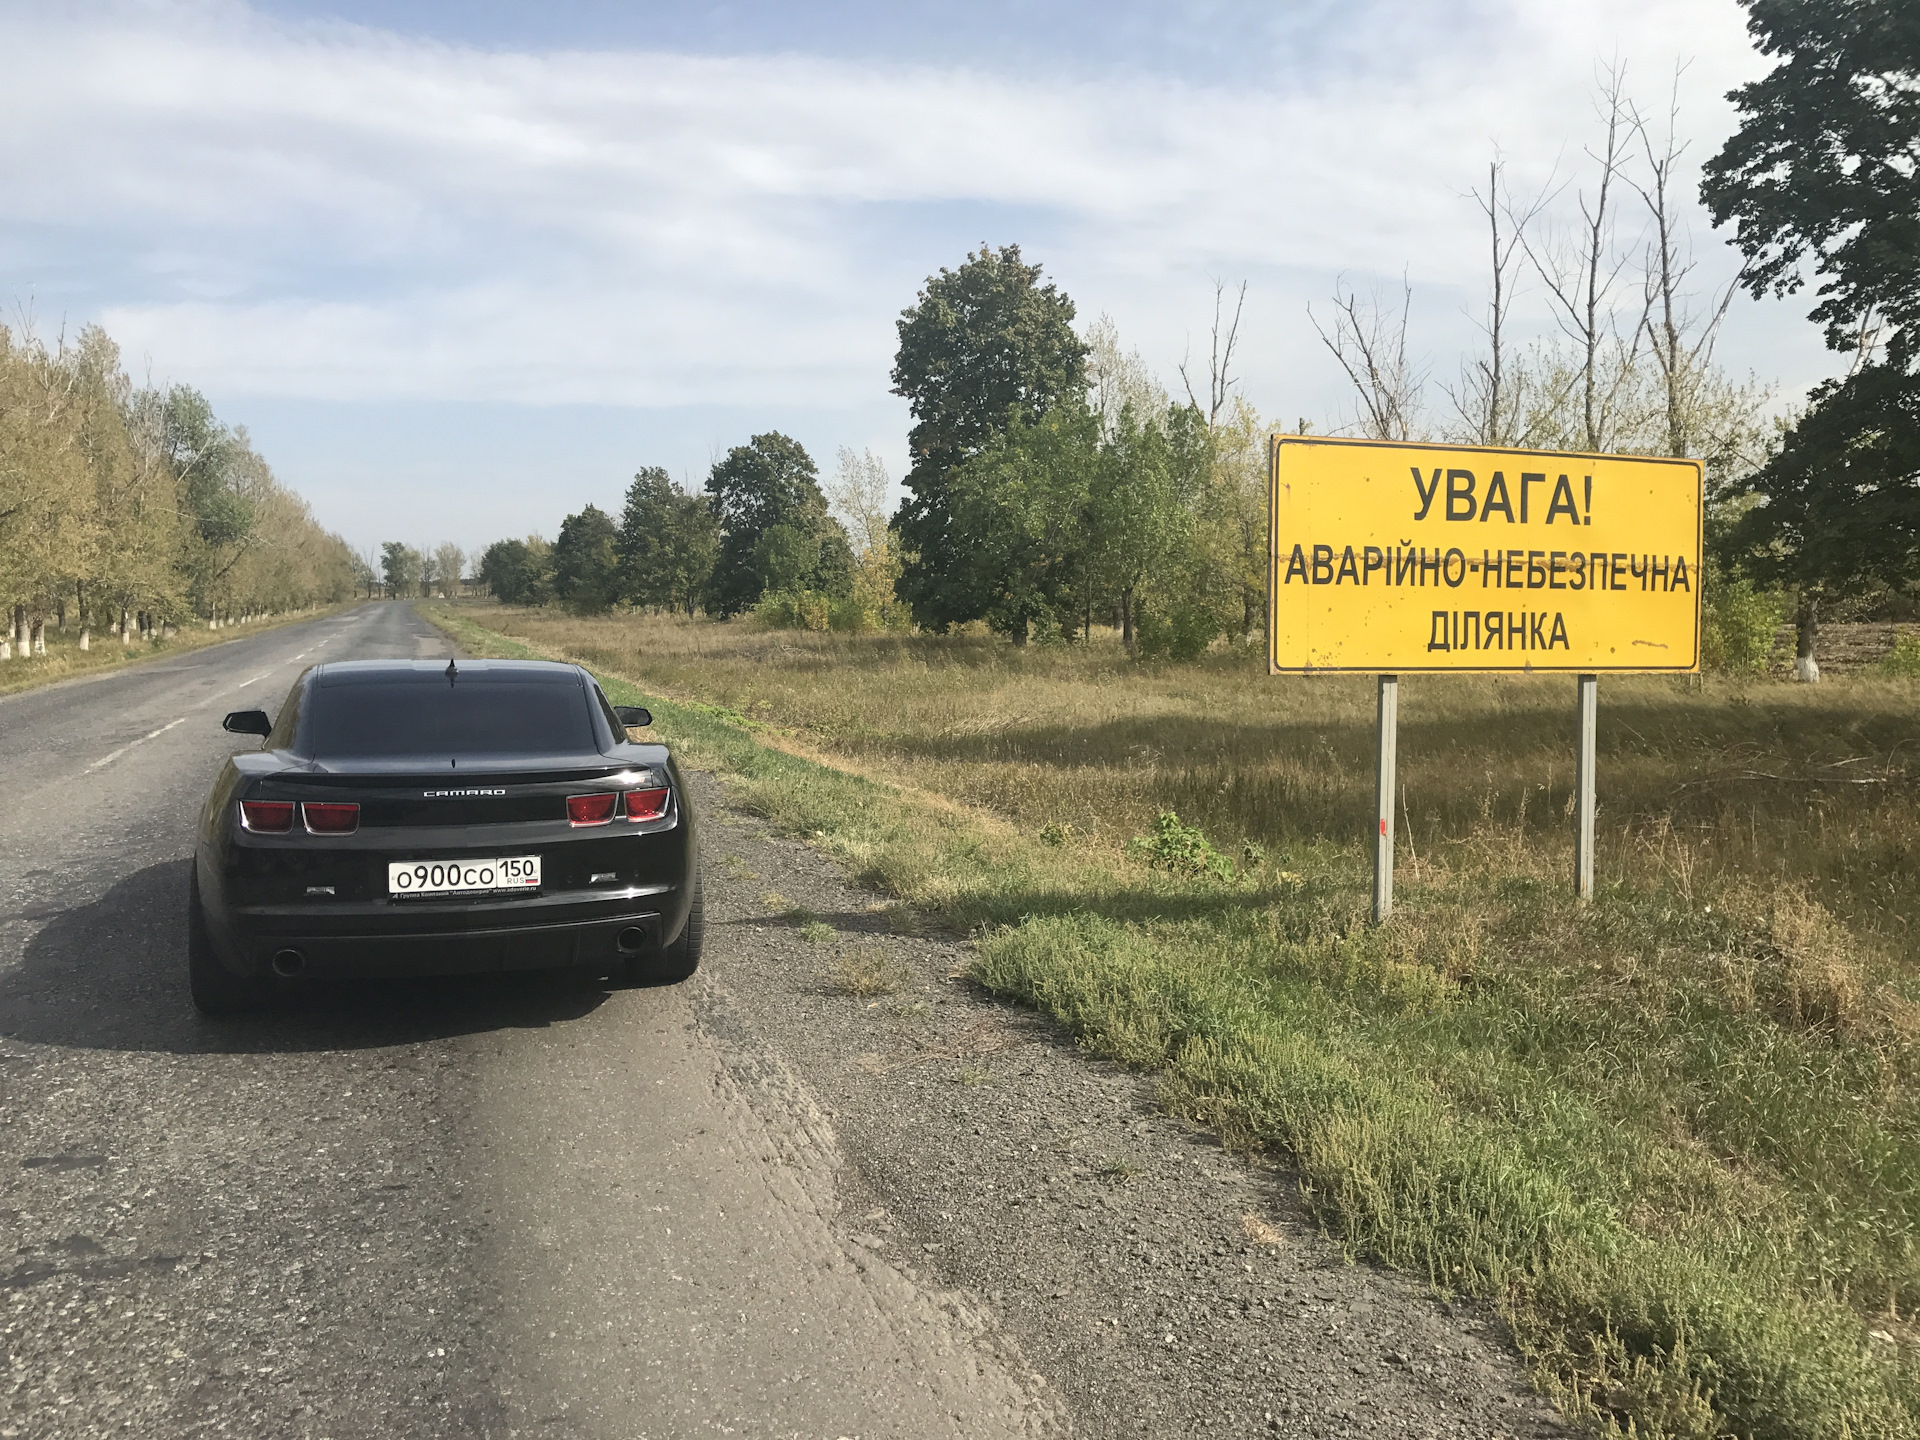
[188, 869, 265, 1016]
[630, 873, 703, 985]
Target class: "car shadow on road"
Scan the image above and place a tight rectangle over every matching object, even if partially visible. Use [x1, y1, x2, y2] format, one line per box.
[2, 858, 616, 1056]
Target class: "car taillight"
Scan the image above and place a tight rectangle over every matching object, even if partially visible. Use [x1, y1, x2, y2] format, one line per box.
[625, 788, 671, 822]
[567, 792, 618, 827]
[239, 800, 295, 833]
[303, 802, 359, 835]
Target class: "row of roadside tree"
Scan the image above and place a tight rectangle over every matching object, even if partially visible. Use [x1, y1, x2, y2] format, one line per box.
[0, 322, 356, 658]
[472, 438, 906, 634]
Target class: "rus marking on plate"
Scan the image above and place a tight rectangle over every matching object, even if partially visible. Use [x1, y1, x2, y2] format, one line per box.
[1268, 436, 1702, 675]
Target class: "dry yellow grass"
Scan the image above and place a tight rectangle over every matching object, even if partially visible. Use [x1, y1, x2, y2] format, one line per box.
[467, 602, 1920, 958]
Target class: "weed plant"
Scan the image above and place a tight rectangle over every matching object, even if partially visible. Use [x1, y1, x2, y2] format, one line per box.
[425, 601, 1920, 1440]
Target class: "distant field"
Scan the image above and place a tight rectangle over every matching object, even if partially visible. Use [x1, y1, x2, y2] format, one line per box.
[428, 600, 1920, 1440]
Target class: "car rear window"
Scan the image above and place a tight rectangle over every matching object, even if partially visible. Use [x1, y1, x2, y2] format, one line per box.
[303, 676, 598, 758]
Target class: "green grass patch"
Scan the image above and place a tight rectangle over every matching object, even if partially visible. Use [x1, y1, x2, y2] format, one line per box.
[420, 601, 1920, 1440]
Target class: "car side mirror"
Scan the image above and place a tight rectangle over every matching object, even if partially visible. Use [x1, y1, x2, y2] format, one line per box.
[614, 705, 652, 729]
[223, 710, 273, 737]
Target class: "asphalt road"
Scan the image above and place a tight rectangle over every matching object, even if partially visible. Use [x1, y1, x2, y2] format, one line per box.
[0, 603, 1054, 1439]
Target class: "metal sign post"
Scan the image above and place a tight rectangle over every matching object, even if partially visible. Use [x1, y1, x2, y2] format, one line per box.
[1373, 675, 1398, 923]
[1574, 674, 1597, 901]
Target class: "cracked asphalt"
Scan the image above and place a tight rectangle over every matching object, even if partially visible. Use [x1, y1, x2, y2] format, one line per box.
[0, 602, 1568, 1438]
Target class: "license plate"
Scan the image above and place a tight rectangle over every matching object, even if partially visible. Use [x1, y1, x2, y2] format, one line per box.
[389, 855, 541, 898]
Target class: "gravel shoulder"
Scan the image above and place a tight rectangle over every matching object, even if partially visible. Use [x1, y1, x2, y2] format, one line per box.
[687, 769, 1574, 1440]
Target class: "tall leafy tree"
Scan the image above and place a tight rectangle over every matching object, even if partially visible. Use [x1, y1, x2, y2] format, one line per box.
[617, 467, 719, 616]
[703, 433, 847, 616]
[477, 537, 554, 605]
[552, 504, 620, 613]
[163, 386, 257, 620]
[380, 542, 423, 598]
[945, 401, 1100, 644]
[1089, 403, 1210, 651]
[1703, 0, 1920, 675]
[891, 245, 1088, 629]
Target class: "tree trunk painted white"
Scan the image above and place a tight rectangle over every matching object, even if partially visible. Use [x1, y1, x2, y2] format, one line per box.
[78, 626, 90, 651]
[0, 637, 10, 660]
[30, 620, 45, 656]
[1794, 596, 1821, 684]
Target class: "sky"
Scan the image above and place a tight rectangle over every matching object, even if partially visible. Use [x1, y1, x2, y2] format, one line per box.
[0, 0, 1840, 559]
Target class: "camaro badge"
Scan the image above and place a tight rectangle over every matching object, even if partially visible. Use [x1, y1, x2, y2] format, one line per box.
[422, 788, 508, 797]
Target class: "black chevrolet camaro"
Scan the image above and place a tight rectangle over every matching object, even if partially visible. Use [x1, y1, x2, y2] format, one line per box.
[189, 657, 701, 1015]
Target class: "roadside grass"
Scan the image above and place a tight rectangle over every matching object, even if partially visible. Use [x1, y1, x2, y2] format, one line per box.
[0, 604, 353, 698]
[422, 600, 1920, 1440]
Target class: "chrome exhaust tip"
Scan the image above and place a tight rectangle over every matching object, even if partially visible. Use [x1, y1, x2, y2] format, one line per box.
[271, 948, 307, 978]
[616, 927, 647, 955]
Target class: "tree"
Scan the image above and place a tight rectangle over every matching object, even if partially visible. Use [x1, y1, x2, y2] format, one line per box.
[1703, 0, 1920, 678]
[1702, 0, 1919, 365]
[1724, 365, 1919, 660]
[752, 526, 820, 595]
[944, 401, 1100, 644]
[1526, 64, 1647, 455]
[478, 538, 535, 603]
[164, 386, 258, 623]
[1177, 281, 1245, 429]
[1310, 277, 1426, 441]
[1091, 403, 1213, 651]
[380, 542, 423, 599]
[433, 543, 465, 598]
[1204, 395, 1272, 639]
[703, 432, 847, 616]
[617, 467, 719, 616]
[0, 322, 348, 659]
[891, 244, 1088, 629]
[1444, 159, 1557, 446]
[552, 505, 620, 613]
[829, 447, 905, 629]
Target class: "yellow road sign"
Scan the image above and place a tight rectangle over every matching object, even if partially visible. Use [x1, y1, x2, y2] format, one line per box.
[1269, 436, 1702, 674]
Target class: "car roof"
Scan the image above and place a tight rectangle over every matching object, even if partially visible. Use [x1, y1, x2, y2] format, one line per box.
[310, 659, 587, 687]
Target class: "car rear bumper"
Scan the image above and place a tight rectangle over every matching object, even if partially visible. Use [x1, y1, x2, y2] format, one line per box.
[200, 872, 685, 979]
[250, 911, 666, 979]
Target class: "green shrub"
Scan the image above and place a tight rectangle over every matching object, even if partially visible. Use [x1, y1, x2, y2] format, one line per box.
[1127, 810, 1234, 881]
[1136, 601, 1223, 661]
[1881, 631, 1920, 677]
[1702, 575, 1786, 675]
[753, 589, 832, 631]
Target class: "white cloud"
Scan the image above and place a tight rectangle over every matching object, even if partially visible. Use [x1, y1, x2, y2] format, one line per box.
[2, 0, 1831, 436]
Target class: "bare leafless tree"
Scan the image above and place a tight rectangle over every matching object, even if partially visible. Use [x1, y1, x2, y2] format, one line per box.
[1525, 63, 1649, 452]
[1446, 157, 1559, 445]
[1629, 66, 1737, 459]
[1179, 280, 1246, 428]
[1310, 276, 1425, 441]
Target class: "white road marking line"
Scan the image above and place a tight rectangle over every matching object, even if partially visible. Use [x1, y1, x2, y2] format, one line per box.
[84, 717, 186, 774]
[235, 672, 268, 689]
